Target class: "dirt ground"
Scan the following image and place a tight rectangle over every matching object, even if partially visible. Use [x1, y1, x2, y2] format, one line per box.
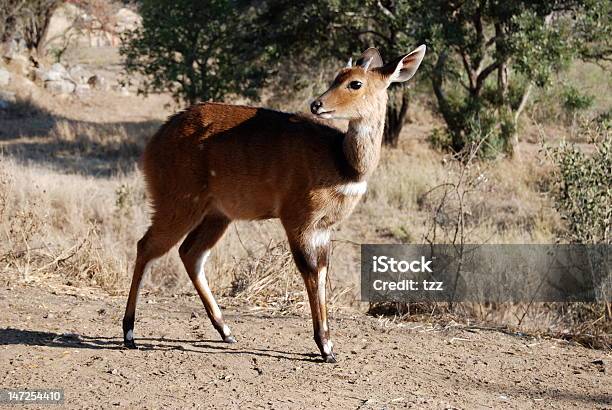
[0, 283, 610, 409]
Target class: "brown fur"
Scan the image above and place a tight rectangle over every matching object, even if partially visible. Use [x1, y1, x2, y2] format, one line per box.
[122, 45, 426, 363]
[143, 103, 362, 228]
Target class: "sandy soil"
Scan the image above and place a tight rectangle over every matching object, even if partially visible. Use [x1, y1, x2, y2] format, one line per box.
[0, 283, 610, 409]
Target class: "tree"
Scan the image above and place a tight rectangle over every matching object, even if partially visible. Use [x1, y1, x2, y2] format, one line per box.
[120, 0, 265, 104]
[256, 1, 609, 155]
[415, 0, 610, 157]
[571, 0, 611, 64]
[415, 2, 571, 156]
[120, 0, 608, 152]
[1, 0, 59, 55]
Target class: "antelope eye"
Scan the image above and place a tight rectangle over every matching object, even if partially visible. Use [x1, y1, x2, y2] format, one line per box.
[348, 80, 362, 90]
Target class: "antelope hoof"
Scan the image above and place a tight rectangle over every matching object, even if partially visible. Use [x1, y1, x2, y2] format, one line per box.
[223, 335, 237, 344]
[322, 353, 337, 363]
[124, 338, 137, 349]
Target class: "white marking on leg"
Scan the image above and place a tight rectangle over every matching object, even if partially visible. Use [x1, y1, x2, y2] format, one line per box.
[336, 181, 367, 196]
[322, 340, 334, 355]
[222, 324, 231, 337]
[194, 250, 223, 321]
[318, 267, 328, 332]
[126, 329, 134, 341]
[310, 230, 330, 250]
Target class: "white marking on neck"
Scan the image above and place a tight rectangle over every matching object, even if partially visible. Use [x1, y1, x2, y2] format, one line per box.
[126, 329, 134, 341]
[310, 230, 330, 249]
[336, 181, 367, 196]
[352, 123, 372, 137]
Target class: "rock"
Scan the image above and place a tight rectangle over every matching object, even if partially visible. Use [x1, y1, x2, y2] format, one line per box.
[48, 63, 70, 80]
[0, 68, 10, 87]
[44, 70, 63, 82]
[45, 79, 76, 95]
[39, 63, 75, 92]
[68, 65, 92, 84]
[74, 83, 90, 97]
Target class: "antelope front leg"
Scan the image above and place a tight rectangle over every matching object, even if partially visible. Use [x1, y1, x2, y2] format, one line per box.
[287, 230, 336, 363]
[302, 265, 335, 362]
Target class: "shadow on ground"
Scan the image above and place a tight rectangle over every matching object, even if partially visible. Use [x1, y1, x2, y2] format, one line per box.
[0, 327, 321, 363]
[0, 97, 161, 177]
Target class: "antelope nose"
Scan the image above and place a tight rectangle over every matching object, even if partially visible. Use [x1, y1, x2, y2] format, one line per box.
[311, 100, 323, 114]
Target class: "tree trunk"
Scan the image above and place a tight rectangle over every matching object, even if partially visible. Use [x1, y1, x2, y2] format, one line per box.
[383, 87, 409, 147]
[511, 83, 532, 156]
[23, 1, 58, 56]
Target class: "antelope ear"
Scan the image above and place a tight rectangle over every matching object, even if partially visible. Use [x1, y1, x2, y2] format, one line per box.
[356, 47, 383, 71]
[378, 45, 426, 83]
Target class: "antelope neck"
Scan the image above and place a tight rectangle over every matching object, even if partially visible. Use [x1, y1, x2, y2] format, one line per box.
[342, 100, 387, 179]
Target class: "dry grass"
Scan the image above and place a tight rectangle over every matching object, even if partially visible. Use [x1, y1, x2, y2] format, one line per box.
[0, 57, 608, 344]
[0, 90, 565, 301]
[355, 129, 560, 245]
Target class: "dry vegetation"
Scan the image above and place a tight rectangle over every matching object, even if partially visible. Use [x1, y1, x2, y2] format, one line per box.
[1, 46, 610, 347]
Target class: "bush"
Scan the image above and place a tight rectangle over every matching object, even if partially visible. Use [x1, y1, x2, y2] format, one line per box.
[548, 120, 610, 244]
[561, 84, 595, 122]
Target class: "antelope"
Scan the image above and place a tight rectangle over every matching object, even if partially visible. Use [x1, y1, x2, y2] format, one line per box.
[122, 45, 426, 363]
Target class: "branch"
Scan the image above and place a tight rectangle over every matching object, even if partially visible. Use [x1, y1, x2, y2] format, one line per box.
[472, 2, 485, 71]
[376, 1, 396, 20]
[514, 83, 532, 124]
[475, 60, 501, 93]
[460, 50, 476, 91]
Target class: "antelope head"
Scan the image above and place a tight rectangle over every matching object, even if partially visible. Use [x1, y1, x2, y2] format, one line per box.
[310, 45, 426, 120]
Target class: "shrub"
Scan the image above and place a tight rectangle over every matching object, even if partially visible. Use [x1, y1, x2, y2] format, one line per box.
[548, 120, 610, 244]
[561, 84, 595, 122]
